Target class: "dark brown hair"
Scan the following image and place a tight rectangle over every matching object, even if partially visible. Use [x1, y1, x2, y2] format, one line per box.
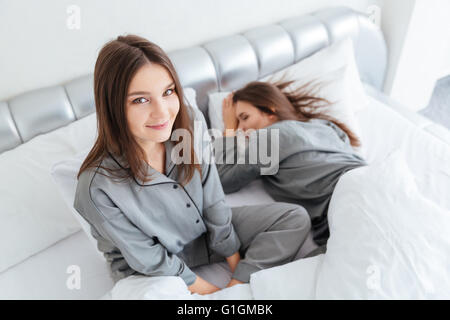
[77, 34, 201, 186]
[232, 73, 361, 147]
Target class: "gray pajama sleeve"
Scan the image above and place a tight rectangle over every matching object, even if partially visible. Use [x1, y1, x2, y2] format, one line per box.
[89, 188, 197, 286]
[211, 134, 262, 194]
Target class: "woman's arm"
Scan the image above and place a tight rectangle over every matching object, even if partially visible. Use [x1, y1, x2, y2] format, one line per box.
[211, 132, 262, 193]
[87, 188, 198, 287]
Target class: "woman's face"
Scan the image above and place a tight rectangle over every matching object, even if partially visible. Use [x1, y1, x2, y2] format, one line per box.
[126, 62, 180, 146]
[235, 100, 277, 131]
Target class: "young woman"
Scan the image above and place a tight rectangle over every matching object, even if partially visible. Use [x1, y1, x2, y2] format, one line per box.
[214, 78, 368, 249]
[73, 35, 312, 296]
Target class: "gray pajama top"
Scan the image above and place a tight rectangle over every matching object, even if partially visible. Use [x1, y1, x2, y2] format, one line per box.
[212, 118, 368, 245]
[73, 106, 241, 286]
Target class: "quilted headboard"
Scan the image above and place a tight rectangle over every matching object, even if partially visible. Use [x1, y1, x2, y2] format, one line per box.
[0, 6, 387, 155]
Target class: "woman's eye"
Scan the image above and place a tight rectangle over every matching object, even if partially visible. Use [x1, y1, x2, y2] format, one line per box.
[133, 97, 148, 104]
[165, 88, 175, 96]
[242, 115, 248, 121]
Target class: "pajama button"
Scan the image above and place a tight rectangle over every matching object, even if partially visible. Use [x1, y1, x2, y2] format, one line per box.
[186, 203, 191, 208]
[173, 184, 178, 189]
[196, 219, 200, 223]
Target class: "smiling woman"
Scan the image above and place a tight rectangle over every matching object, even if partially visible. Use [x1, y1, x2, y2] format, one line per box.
[78, 35, 197, 186]
[73, 34, 312, 297]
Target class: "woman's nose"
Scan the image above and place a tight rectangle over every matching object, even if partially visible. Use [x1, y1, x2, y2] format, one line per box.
[151, 99, 169, 118]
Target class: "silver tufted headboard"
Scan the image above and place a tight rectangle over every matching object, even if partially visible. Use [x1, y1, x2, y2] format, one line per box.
[0, 6, 387, 155]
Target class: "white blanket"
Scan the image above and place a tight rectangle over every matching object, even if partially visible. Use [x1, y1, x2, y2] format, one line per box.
[316, 150, 450, 299]
[105, 275, 253, 300]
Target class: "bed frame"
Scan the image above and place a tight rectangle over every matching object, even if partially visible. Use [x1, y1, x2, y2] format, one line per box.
[0, 6, 387, 155]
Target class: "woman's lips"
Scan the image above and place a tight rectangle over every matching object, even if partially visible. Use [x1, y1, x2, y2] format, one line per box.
[146, 120, 169, 130]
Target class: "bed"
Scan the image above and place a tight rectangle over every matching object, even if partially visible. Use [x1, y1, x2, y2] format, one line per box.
[1, 6, 449, 300]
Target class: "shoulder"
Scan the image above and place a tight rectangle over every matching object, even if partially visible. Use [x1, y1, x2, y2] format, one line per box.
[310, 118, 351, 143]
[74, 155, 128, 223]
[76, 154, 123, 192]
[266, 119, 307, 132]
[261, 119, 342, 152]
[269, 118, 337, 136]
[263, 119, 309, 142]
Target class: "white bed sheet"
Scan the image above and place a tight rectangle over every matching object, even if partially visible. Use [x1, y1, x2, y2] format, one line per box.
[0, 230, 114, 299]
[2, 87, 449, 299]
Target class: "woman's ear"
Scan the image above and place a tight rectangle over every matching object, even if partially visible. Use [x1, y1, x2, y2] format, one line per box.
[268, 107, 278, 122]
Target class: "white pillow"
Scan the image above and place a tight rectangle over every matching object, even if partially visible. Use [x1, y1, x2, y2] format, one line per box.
[50, 87, 200, 254]
[261, 36, 368, 113]
[0, 112, 97, 273]
[183, 87, 199, 110]
[50, 147, 98, 249]
[208, 38, 367, 155]
[208, 91, 229, 133]
[315, 150, 450, 299]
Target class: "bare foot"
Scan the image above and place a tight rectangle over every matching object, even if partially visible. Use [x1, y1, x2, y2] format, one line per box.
[226, 278, 244, 288]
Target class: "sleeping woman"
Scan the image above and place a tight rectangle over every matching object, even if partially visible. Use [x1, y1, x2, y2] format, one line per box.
[73, 35, 312, 296]
[213, 78, 368, 249]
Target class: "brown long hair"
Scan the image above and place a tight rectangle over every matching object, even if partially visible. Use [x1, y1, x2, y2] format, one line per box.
[77, 34, 201, 186]
[232, 73, 361, 147]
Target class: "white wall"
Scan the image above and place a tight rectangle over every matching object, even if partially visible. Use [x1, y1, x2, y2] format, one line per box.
[381, 0, 450, 111]
[0, 0, 381, 101]
[440, 38, 450, 79]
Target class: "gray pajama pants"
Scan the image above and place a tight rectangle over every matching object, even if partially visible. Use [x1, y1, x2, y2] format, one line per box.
[207, 202, 311, 283]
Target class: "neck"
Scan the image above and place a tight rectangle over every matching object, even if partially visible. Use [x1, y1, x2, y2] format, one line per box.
[140, 140, 166, 174]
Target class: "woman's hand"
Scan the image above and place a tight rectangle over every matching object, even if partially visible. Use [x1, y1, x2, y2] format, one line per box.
[226, 251, 241, 273]
[225, 252, 245, 288]
[187, 275, 221, 295]
[222, 92, 238, 135]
